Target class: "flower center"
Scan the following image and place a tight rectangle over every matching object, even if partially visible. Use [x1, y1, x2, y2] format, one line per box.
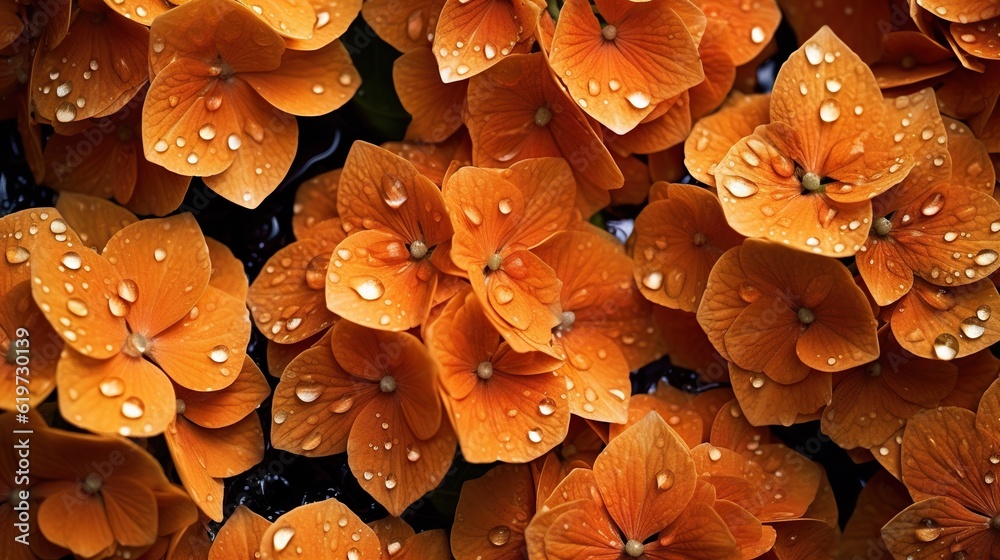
[801, 172, 823, 192]
[122, 332, 148, 357]
[991, 514, 1000, 531]
[797, 307, 816, 325]
[409, 240, 428, 260]
[176, 398, 187, 415]
[476, 361, 493, 380]
[380, 375, 397, 393]
[82, 473, 102, 495]
[534, 106, 552, 127]
[900, 55, 917, 70]
[559, 311, 576, 330]
[487, 253, 503, 271]
[601, 24, 618, 41]
[624, 539, 644, 557]
[866, 363, 882, 377]
[692, 232, 707, 247]
[873, 217, 892, 237]
[5, 343, 20, 365]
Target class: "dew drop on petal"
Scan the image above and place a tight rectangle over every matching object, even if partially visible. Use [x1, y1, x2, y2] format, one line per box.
[208, 344, 230, 363]
[487, 525, 511, 546]
[272, 527, 295, 551]
[121, 397, 145, 419]
[932, 333, 959, 360]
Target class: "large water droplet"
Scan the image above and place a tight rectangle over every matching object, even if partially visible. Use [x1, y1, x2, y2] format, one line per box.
[932, 333, 959, 360]
[121, 397, 145, 419]
[350, 277, 385, 301]
[99, 377, 125, 397]
[272, 527, 295, 551]
[487, 525, 511, 546]
[721, 176, 758, 198]
[66, 298, 88, 317]
[208, 345, 230, 363]
[60, 252, 82, 270]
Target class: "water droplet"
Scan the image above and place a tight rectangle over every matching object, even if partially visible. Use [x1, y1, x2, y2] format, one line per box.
[527, 428, 543, 443]
[959, 317, 985, 340]
[462, 205, 483, 225]
[819, 99, 841, 122]
[154, 248, 167, 262]
[913, 521, 942, 543]
[498, 198, 513, 215]
[721, 176, 758, 198]
[493, 284, 514, 304]
[350, 277, 385, 301]
[198, 124, 216, 140]
[272, 527, 295, 551]
[750, 26, 765, 44]
[626, 92, 650, 109]
[656, 470, 674, 490]
[208, 345, 230, 363]
[974, 249, 997, 266]
[384, 474, 397, 489]
[487, 525, 511, 546]
[99, 377, 125, 397]
[59, 252, 82, 270]
[121, 397, 145, 419]
[66, 298, 88, 317]
[55, 102, 77, 122]
[382, 177, 408, 208]
[5, 246, 29, 264]
[538, 397, 556, 416]
[804, 42, 823, 65]
[976, 305, 991, 321]
[932, 333, 959, 360]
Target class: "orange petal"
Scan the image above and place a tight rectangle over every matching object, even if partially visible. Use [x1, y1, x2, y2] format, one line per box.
[250, 237, 341, 343]
[688, 25, 737, 121]
[258, 498, 381, 559]
[593, 411, 697, 541]
[102, 213, 211, 337]
[541, 498, 625, 559]
[729, 363, 832, 427]
[644, 500, 738, 559]
[0, 283, 60, 411]
[146, 285, 249, 392]
[205, 237, 248, 302]
[653, 307, 730, 385]
[291, 169, 341, 239]
[917, 0, 1000, 23]
[234, 0, 317, 40]
[872, 31, 958, 90]
[890, 278, 1000, 360]
[266, 327, 329, 378]
[608, 394, 703, 449]
[432, 0, 543, 82]
[284, 0, 361, 51]
[99, 0, 170, 25]
[762, 518, 838, 560]
[43, 122, 137, 201]
[605, 91, 693, 155]
[126, 155, 193, 217]
[882, 496, 996, 560]
[684, 92, 770, 188]
[901, 405, 999, 514]
[632, 183, 743, 312]
[451, 464, 534, 560]
[394, 47, 467, 143]
[30, 6, 148, 124]
[946, 117, 997, 194]
[209, 505, 271, 560]
[360, 0, 447, 53]
[347, 396, 456, 516]
[178, 355, 270, 429]
[548, 0, 704, 135]
[776, 0, 890, 63]
[840, 470, 911, 560]
[697, 0, 780, 66]
[36, 486, 116, 557]
[270, 344, 377, 456]
[242, 41, 360, 117]
[941, 349, 1000, 409]
[57, 350, 176, 437]
[55, 192, 138, 252]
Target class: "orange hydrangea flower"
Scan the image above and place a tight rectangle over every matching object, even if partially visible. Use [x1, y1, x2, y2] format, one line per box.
[881, 378, 1000, 559]
[548, 0, 705, 135]
[427, 287, 568, 463]
[209, 505, 272, 559]
[821, 327, 958, 450]
[270, 320, 456, 516]
[44, 92, 193, 217]
[451, 463, 535, 559]
[30, 416, 197, 558]
[633, 182, 744, 312]
[698, 239, 879, 396]
[258, 498, 381, 559]
[325, 141, 454, 332]
[31, 213, 251, 436]
[533, 226, 664, 423]
[166, 356, 269, 521]
[464, 52, 624, 216]
[432, 0, 545, 82]
[143, 0, 360, 208]
[443, 157, 576, 356]
[369, 516, 449, 559]
[524, 412, 739, 559]
[30, 0, 149, 126]
[714, 27, 933, 256]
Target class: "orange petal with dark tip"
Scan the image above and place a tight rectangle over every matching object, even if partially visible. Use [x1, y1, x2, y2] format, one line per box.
[882, 496, 996, 560]
[258, 498, 382, 559]
[55, 192, 138, 253]
[684, 92, 770, 188]
[205, 237, 248, 302]
[360, 0, 446, 54]
[593, 412, 697, 541]
[242, 41, 360, 117]
[208, 505, 271, 560]
[901, 405, 999, 514]
[729, 363, 832, 427]
[633, 183, 743, 312]
[30, 231, 128, 360]
[284, 0, 362, 51]
[291, 169, 340, 239]
[30, 7, 148, 124]
[57, 350, 176, 437]
[102, 215, 211, 338]
[146, 285, 249, 392]
[325, 229, 440, 331]
[347, 396, 456, 516]
[250, 237, 340, 343]
[549, 0, 704, 135]
[270, 344, 377, 456]
[432, 0, 543, 83]
[451, 464, 534, 560]
[890, 278, 1000, 361]
[178, 356, 270, 429]
[394, 47, 467, 143]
